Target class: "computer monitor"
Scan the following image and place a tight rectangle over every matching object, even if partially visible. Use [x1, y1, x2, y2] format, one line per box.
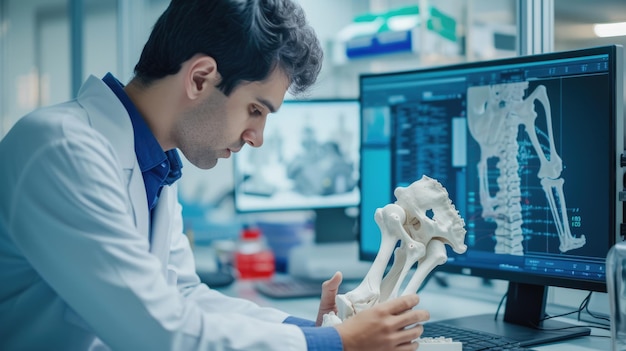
[233, 99, 361, 243]
[359, 45, 624, 346]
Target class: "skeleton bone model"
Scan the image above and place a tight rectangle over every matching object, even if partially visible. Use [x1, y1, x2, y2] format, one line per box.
[323, 175, 467, 325]
[321, 82, 585, 326]
[467, 81, 586, 255]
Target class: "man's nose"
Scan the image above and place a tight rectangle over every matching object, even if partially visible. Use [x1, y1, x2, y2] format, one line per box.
[243, 125, 265, 148]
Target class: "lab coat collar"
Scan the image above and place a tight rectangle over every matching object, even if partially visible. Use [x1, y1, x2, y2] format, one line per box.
[75, 75, 150, 242]
[76, 75, 135, 169]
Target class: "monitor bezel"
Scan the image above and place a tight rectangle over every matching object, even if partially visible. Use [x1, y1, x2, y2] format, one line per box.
[357, 44, 624, 294]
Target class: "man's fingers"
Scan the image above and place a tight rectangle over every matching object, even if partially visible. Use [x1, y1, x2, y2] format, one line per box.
[396, 322, 425, 346]
[381, 294, 420, 315]
[396, 308, 430, 327]
[319, 271, 342, 310]
[322, 271, 342, 294]
[317, 272, 343, 326]
[380, 295, 428, 335]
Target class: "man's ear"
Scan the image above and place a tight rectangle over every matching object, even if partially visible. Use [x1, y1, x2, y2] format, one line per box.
[185, 55, 219, 100]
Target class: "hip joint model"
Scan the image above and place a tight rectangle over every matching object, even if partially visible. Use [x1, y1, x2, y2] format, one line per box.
[323, 175, 467, 325]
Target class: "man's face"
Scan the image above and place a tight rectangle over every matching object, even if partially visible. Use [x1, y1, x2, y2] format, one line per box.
[174, 68, 289, 169]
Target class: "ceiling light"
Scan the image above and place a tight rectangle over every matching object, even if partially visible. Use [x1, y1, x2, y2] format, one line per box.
[593, 22, 626, 38]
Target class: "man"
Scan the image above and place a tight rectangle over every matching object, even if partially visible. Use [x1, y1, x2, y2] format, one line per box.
[0, 0, 429, 350]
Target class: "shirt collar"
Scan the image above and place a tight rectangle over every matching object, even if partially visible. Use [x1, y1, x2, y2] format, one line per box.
[102, 72, 169, 173]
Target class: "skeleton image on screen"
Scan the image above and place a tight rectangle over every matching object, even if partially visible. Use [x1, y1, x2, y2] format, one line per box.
[466, 81, 586, 255]
[232, 100, 361, 212]
[322, 175, 467, 325]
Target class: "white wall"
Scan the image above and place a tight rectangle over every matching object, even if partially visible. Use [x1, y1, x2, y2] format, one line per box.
[0, 0, 118, 137]
[1, 0, 58, 136]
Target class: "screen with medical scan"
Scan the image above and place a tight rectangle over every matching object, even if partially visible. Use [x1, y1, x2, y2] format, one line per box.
[358, 45, 623, 345]
[233, 99, 361, 212]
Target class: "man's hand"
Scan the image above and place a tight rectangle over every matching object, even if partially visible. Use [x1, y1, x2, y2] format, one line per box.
[316, 271, 342, 326]
[334, 294, 429, 351]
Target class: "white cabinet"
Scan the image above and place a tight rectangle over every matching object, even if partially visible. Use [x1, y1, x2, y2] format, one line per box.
[301, 0, 517, 99]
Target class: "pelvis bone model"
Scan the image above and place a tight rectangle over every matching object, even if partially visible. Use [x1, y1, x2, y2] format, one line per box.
[323, 175, 467, 326]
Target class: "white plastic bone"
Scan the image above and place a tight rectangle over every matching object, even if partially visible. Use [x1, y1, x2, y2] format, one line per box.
[326, 175, 466, 325]
[403, 239, 448, 296]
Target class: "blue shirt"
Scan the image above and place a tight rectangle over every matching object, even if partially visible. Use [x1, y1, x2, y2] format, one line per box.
[284, 316, 343, 350]
[102, 73, 342, 351]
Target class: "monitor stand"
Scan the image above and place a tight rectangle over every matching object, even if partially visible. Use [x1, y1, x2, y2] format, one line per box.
[313, 207, 357, 243]
[433, 282, 591, 347]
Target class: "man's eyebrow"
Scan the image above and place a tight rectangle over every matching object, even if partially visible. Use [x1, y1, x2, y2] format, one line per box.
[257, 98, 277, 114]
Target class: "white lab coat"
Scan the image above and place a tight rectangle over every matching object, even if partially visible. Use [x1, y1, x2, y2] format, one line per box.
[0, 76, 309, 350]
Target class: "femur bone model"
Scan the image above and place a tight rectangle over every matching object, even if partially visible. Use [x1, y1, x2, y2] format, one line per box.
[323, 175, 467, 325]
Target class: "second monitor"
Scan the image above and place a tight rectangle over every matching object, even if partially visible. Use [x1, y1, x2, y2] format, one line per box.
[233, 99, 361, 243]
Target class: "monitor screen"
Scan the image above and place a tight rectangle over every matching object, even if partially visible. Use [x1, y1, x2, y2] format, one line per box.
[358, 45, 623, 346]
[233, 99, 360, 213]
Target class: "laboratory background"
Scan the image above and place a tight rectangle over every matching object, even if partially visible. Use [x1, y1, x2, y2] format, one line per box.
[4, 0, 625, 237]
[2, 0, 626, 349]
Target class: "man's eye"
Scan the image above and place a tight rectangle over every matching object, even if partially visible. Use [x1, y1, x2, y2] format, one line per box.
[251, 106, 262, 116]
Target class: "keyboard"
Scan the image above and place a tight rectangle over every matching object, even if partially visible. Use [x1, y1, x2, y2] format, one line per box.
[254, 276, 358, 299]
[421, 322, 538, 351]
[255, 278, 325, 298]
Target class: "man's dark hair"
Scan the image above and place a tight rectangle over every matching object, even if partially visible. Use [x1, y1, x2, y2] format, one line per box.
[133, 0, 323, 96]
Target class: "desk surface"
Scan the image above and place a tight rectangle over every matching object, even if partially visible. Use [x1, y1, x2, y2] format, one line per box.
[214, 274, 611, 351]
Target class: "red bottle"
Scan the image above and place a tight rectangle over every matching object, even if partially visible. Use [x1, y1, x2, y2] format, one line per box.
[235, 227, 275, 280]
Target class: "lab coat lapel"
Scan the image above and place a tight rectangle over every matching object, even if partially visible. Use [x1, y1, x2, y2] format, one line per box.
[150, 185, 173, 274]
[76, 75, 150, 240]
[127, 165, 150, 241]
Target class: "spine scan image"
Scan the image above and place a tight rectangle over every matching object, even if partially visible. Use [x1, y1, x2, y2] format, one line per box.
[466, 81, 586, 255]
